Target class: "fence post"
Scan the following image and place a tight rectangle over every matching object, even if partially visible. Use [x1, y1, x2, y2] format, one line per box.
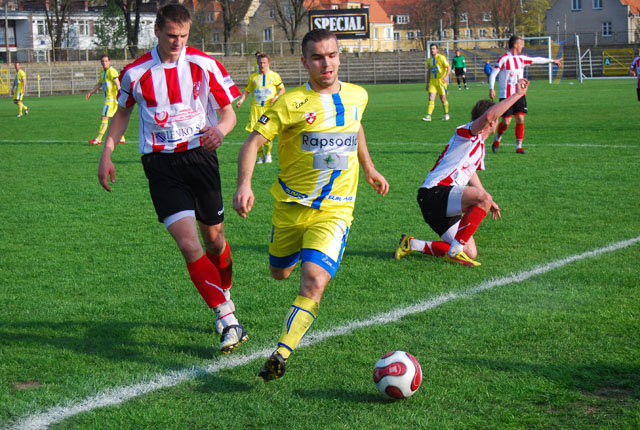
[373, 56, 376, 85]
[71, 67, 74, 95]
[49, 65, 52, 96]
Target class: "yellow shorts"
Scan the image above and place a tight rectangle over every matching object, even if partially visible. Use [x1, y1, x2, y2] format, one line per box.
[13, 91, 23, 102]
[101, 100, 118, 118]
[269, 201, 353, 278]
[245, 104, 269, 132]
[428, 80, 448, 96]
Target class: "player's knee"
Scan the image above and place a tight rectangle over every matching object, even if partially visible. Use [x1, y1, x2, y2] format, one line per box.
[271, 265, 293, 280]
[464, 245, 478, 259]
[176, 237, 203, 260]
[476, 191, 493, 212]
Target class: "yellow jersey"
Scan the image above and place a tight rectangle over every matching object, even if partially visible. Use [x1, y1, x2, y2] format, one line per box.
[244, 71, 283, 107]
[14, 70, 26, 93]
[254, 82, 368, 213]
[428, 54, 449, 81]
[99, 66, 120, 101]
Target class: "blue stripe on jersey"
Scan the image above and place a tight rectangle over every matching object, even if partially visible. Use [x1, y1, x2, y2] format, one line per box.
[311, 169, 342, 209]
[332, 93, 345, 126]
[262, 74, 266, 86]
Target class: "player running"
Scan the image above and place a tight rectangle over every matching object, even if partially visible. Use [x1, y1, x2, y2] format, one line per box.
[234, 29, 389, 381]
[489, 35, 561, 154]
[630, 51, 640, 102]
[97, 4, 247, 354]
[394, 78, 530, 267]
[11, 62, 29, 118]
[423, 43, 451, 122]
[235, 53, 285, 164]
[86, 55, 126, 145]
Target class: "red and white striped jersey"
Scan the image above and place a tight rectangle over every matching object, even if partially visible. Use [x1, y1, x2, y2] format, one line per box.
[118, 46, 241, 154]
[421, 122, 485, 189]
[631, 56, 640, 89]
[490, 51, 554, 98]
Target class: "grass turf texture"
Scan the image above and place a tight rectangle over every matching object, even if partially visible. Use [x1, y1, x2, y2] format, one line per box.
[1, 79, 639, 428]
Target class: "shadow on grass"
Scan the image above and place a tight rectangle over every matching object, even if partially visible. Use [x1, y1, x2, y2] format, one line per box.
[455, 357, 640, 400]
[0, 320, 220, 367]
[293, 388, 393, 403]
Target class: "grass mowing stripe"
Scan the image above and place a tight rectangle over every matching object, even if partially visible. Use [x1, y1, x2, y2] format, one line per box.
[7, 235, 639, 430]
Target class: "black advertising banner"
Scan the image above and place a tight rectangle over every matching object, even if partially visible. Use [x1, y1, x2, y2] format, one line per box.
[309, 8, 370, 39]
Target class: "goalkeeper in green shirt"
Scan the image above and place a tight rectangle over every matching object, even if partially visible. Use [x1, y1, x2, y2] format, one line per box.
[452, 49, 468, 90]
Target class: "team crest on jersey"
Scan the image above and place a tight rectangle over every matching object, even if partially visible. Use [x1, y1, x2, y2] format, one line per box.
[193, 80, 201, 99]
[154, 111, 169, 127]
[258, 115, 270, 125]
[305, 112, 316, 125]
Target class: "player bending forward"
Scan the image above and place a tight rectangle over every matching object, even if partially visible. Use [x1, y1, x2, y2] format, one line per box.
[394, 78, 530, 267]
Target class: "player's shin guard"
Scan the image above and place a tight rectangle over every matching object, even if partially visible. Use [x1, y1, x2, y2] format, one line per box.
[96, 119, 109, 141]
[276, 295, 319, 360]
[206, 241, 232, 291]
[455, 206, 488, 246]
[423, 241, 450, 256]
[186, 254, 226, 308]
[427, 100, 435, 115]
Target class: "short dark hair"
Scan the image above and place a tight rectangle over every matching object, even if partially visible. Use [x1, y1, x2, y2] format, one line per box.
[471, 99, 494, 121]
[302, 29, 337, 57]
[430, 43, 438, 49]
[257, 53, 270, 63]
[100, 54, 110, 61]
[156, 3, 191, 31]
[508, 35, 521, 49]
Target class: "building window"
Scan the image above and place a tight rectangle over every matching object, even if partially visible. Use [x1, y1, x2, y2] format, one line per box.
[393, 32, 400, 41]
[331, 5, 338, 9]
[76, 20, 89, 36]
[264, 28, 272, 42]
[385, 27, 392, 40]
[407, 31, 415, 40]
[284, 5, 293, 18]
[593, 0, 602, 9]
[417, 30, 424, 38]
[479, 28, 487, 38]
[465, 28, 473, 38]
[36, 20, 46, 36]
[602, 21, 612, 36]
[396, 15, 409, 24]
[268, 8, 275, 18]
[212, 32, 219, 42]
[373, 28, 378, 40]
[571, 0, 582, 10]
[482, 12, 491, 22]
[460, 12, 468, 22]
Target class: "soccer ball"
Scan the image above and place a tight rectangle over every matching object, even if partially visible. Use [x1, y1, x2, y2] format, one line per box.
[373, 350, 422, 399]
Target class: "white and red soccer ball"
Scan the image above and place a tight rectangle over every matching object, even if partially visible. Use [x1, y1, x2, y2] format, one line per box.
[373, 350, 422, 399]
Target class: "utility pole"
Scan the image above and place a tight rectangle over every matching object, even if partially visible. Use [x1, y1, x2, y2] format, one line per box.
[4, 0, 11, 65]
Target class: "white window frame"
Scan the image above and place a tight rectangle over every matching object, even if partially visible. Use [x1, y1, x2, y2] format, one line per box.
[36, 19, 46, 36]
[264, 28, 272, 42]
[460, 12, 468, 22]
[479, 28, 487, 38]
[571, 0, 582, 11]
[393, 32, 400, 41]
[465, 28, 473, 38]
[592, 0, 602, 9]
[372, 27, 378, 40]
[482, 12, 491, 22]
[396, 15, 409, 24]
[407, 31, 415, 40]
[384, 27, 393, 40]
[268, 8, 275, 18]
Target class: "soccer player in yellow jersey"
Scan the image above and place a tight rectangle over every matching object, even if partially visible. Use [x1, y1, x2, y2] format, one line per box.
[234, 28, 389, 381]
[423, 43, 451, 122]
[11, 62, 29, 118]
[236, 54, 285, 164]
[86, 55, 125, 145]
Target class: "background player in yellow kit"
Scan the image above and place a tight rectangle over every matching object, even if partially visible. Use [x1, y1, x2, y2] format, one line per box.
[235, 54, 285, 163]
[233, 29, 389, 382]
[11, 62, 29, 118]
[423, 43, 451, 122]
[86, 55, 125, 145]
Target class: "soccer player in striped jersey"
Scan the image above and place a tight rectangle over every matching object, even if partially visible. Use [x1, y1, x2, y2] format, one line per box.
[489, 35, 562, 154]
[235, 53, 285, 163]
[86, 55, 126, 145]
[630, 51, 640, 102]
[11, 62, 29, 117]
[234, 28, 389, 381]
[394, 78, 530, 267]
[97, 4, 248, 354]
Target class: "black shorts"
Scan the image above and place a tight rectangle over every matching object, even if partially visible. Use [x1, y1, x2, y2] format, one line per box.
[454, 67, 465, 77]
[637, 87, 640, 102]
[417, 186, 461, 237]
[141, 147, 224, 225]
[500, 96, 527, 117]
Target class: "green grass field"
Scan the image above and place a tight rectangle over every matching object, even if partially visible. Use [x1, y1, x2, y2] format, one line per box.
[1, 78, 639, 429]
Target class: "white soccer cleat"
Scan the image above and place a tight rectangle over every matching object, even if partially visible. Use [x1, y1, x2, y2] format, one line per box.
[220, 323, 248, 354]
[422, 115, 432, 122]
[256, 156, 265, 164]
[265, 153, 272, 163]
[443, 113, 450, 121]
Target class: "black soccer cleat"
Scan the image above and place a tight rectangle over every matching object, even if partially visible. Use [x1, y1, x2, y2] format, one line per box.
[258, 351, 287, 381]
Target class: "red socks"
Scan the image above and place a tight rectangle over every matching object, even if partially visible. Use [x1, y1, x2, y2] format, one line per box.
[423, 241, 450, 256]
[206, 241, 232, 290]
[515, 123, 524, 141]
[186, 255, 226, 308]
[455, 206, 488, 245]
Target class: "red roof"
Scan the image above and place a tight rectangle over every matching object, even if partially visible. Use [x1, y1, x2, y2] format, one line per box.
[309, 0, 393, 24]
[620, 0, 640, 14]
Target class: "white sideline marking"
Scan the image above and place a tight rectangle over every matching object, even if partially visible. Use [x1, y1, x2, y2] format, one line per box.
[5, 236, 640, 430]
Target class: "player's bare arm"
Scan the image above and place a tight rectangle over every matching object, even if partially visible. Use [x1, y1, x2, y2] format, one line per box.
[357, 125, 389, 196]
[472, 79, 528, 136]
[468, 173, 501, 220]
[235, 91, 249, 108]
[233, 131, 268, 218]
[85, 82, 101, 100]
[200, 104, 236, 151]
[272, 85, 285, 105]
[442, 64, 451, 85]
[98, 105, 133, 192]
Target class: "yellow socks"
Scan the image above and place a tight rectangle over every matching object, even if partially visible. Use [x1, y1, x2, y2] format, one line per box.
[275, 295, 319, 360]
[18, 102, 25, 115]
[96, 119, 108, 142]
[427, 101, 435, 115]
[443, 101, 449, 114]
[262, 140, 272, 156]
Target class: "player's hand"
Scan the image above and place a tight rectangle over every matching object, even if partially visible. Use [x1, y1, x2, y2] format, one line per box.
[98, 155, 116, 192]
[233, 186, 254, 218]
[554, 58, 563, 66]
[235, 100, 242, 109]
[489, 201, 501, 221]
[489, 89, 496, 100]
[85, 92, 92, 101]
[199, 126, 224, 151]
[365, 168, 389, 197]
[516, 78, 529, 95]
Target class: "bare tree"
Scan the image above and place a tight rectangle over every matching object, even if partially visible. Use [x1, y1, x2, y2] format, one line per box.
[112, 0, 144, 58]
[269, 0, 314, 54]
[439, 0, 470, 43]
[483, 0, 520, 42]
[218, 0, 252, 55]
[406, 0, 442, 50]
[42, 0, 74, 60]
